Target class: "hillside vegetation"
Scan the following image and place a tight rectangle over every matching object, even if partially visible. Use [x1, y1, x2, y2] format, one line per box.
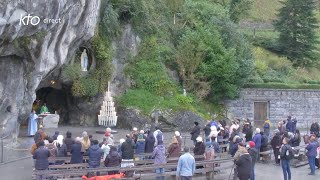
[62, 0, 320, 117]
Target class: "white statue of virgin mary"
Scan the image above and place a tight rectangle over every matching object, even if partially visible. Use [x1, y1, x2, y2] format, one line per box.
[81, 49, 88, 71]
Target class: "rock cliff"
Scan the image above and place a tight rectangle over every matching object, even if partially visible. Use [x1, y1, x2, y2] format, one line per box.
[0, 0, 101, 136]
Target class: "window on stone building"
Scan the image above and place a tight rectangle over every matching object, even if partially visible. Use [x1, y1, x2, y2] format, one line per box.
[254, 102, 269, 127]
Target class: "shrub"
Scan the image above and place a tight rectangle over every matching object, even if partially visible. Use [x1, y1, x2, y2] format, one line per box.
[62, 64, 81, 81]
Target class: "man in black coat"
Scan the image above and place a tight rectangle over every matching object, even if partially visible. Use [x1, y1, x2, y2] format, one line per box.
[235, 150, 252, 180]
[145, 131, 155, 153]
[190, 122, 201, 145]
[271, 129, 281, 165]
[64, 131, 75, 153]
[33, 141, 50, 179]
[104, 146, 122, 175]
[121, 134, 135, 160]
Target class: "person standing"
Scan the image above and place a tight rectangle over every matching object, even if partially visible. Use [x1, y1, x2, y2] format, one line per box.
[154, 127, 164, 146]
[235, 145, 252, 180]
[176, 147, 196, 180]
[70, 137, 83, 164]
[145, 131, 155, 154]
[310, 121, 320, 137]
[40, 103, 49, 114]
[204, 142, 215, 180]
[101, 140, 111, 160]
[248, 141, 258, 180]
[104, 146, 122, 175]
[64, 131, 75, 153]
[263, 119, 271, 137]
[252, 128, 262, 152]
[286, 116, 293, 133]
[28, 110, 38, 136]
[88, 140, 103, 176]
[33, 141, 50, 180]
[135, 130, 146, 160]
[175, 131, 183, 150]
[280, 137, 292, 180]
[194, 137, 205, 169]
[203, 122, 211, 141]
[121, 134, 135, 167]
[306, 135, 319, 175]
[271, 129, 281, 165]
[167, 136, 180, 158]
[131, 127, 138, 143]
[190, 122, 201, 145]
[291, 129, 301, 147]
[152, 139, 166, 180]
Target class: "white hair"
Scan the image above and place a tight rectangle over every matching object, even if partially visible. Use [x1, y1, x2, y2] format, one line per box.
[175, 131, 180, 136]
[119, 138, 125, 144]
[256, 128, 261, 134]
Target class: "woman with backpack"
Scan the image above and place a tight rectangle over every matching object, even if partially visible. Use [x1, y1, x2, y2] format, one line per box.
[280, 137, 292, 180]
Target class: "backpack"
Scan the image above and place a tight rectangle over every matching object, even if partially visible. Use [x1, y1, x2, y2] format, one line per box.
[285, 145, 294, 160]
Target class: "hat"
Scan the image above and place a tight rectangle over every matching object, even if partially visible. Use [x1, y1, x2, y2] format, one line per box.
[106, 128, 112, 132]
[133, 127, 138, 131]
[196, 136, 203, 142]
[249, 141, 255, 148]
[140, 130, 144, 134]
[220, 127, 224, 131]
[39, 125, 43, 129]
[194, 122, 199, 126]
[255, 128, 261, 134]
[175, 131, 180, 136]
[119, 138, 125, 144]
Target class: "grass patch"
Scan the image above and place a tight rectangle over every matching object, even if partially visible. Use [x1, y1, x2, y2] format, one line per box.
[244, 83, 320, 89]
[117, 89, 213, 119]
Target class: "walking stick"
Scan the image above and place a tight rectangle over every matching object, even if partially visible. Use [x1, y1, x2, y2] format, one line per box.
[228, 163, 236, 180]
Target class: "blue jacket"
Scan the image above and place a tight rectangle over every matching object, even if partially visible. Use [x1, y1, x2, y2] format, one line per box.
[70, 142, 83, 164]
[252, 134, 262, 149]
[286, 120, 294, 133]
[135, 141, 146, 154]
[33, 146, 50, 170]
[306, 141, 319, 157]
[176, 153, 196, 176]
[88, 144, 103, 167]
[210, 120, 218, 128]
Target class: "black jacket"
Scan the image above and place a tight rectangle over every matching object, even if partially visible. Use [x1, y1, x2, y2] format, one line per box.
[271, 133, 281, 149]
[88, 144, 103, 167]
[121, 138, 135, 159]
[56, 144, 67, 157]
[190, 125, 201, 141]
[235, 153, 252, 178]
[33, 146, 50, 170]
[145, 134, 155, 153]
[203, 124, 211, 137]
[64, 133, 75, 153]
[194, 142, 205, 155]
[248, 148, 258, 167]
[104, 149, 121, 167]
[280, 144, 292, 160]
[70, 142, 83, 164]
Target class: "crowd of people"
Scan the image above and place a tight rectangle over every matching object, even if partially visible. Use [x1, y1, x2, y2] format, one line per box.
[30, 116, 320, 180]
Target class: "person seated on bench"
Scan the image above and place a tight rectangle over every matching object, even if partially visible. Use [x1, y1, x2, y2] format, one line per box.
[33, 140, 50, 180]
[71, 137, 83, 164]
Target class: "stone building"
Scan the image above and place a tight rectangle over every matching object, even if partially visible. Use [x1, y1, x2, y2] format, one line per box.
[224, 88, 320, 128]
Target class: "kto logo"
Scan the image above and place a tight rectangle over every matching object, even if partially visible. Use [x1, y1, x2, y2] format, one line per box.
[19, 14, 40, 26]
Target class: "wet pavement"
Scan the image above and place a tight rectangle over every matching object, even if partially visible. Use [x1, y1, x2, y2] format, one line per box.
[0, 126, 319, 180]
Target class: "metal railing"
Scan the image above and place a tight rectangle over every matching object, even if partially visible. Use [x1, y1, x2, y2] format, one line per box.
[0, 134, 10, 163]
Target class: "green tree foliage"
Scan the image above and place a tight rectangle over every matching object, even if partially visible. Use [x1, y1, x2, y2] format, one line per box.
[229, 0, 253, 23]
[274, 0, 319, 67]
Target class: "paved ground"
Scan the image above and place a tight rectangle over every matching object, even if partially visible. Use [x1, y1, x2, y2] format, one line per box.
[0, 126, 319, 180]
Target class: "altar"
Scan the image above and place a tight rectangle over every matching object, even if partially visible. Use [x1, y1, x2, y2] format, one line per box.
[38, 113, 59, 128]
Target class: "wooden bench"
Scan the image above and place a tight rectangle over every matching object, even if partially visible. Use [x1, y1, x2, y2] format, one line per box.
[33, 157, 234, 180]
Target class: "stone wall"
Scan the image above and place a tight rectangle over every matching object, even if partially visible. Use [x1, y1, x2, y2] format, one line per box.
[224, 88, 320, 128]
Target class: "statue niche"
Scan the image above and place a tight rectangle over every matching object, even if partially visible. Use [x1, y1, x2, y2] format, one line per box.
[81, 49, 89, 71]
